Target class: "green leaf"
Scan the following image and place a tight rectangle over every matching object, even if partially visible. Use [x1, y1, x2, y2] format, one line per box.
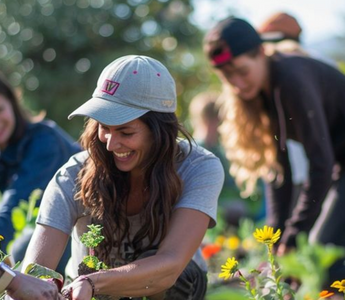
[24, 263, 64, 288]
[11, 207, 26, 231]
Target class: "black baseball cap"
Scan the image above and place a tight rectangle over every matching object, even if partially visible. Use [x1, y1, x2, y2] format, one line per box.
[204, 17, 263, 67]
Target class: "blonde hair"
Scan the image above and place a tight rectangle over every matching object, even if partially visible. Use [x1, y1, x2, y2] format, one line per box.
[218, 85, 282, 197]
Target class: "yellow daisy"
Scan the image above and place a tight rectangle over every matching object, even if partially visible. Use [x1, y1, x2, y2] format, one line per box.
[331, 279, 345, 293]
[219, 257, 238, 280]
[253, 225, 281, 248]
[225, 236, 240, 250]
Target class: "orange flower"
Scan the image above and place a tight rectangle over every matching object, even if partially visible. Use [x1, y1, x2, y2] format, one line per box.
[319, 290, 335, 298]
[202, 244, 221, 259]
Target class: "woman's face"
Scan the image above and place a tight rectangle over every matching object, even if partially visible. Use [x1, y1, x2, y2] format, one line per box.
[0, 95, 15, 149]
[215, 50, 268, 101]
[98, 118, 152, 176]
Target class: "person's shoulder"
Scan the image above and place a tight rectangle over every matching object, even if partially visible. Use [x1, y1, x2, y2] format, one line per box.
[57, 150, 88, 178]
[29, 120, 72, 138]
[178, 139, 223, 170]
[177, 140, 225, 183]
[27, 120, 80, 150]
[179, 139, 218, 159]
[272, 52, 338, 76]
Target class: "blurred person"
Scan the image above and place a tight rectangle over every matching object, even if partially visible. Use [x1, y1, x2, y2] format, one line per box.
[203, 17, 345, 284]
[19, 55, 224, 299]
[0, 73, 81, 274]
[189, 91, 264, 226]
[258, 12, 311, 206]
[258, 11, 337, 66]
[189, 91, 235, 190]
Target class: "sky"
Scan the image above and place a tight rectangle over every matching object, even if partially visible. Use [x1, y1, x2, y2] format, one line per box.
[191, 0, 345, 45]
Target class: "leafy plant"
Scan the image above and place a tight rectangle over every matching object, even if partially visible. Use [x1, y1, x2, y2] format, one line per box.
[78, 224, 109, 300]
[277, 233, 345, 299]
[212, 223, 345, 300]
[79, 224, 108, 273]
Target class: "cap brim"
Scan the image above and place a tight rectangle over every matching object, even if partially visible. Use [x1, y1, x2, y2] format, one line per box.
[68, 97, 149, 126]
[260, 31, 286, 42]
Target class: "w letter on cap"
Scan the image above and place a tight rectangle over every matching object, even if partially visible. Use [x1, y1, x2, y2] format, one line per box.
[102, 80, 120, 95]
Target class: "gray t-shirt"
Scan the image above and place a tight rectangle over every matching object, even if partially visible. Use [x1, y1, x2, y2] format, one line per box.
[37, 140, 224, 278]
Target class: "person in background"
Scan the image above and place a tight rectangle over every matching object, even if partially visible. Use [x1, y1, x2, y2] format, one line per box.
[258, 12, 311, 208]
[189, 91, 264, 226]
[189, 91, 235, 191]
[258, 11, 337, 66]
[18, 55, 224, 299]
[203, 17, 345, 285]
[0, 73, 81, 273]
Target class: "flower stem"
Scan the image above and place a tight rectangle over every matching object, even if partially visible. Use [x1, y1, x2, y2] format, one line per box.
[267, 246, 284, 300]
[238, 270, 258, 300]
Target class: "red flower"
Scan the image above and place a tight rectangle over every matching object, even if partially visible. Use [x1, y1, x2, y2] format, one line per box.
[202, 244, 222, 259]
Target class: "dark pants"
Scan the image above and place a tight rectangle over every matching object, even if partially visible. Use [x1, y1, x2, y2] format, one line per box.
[310, 171, 345, 286]
[121, 250, 207, 300]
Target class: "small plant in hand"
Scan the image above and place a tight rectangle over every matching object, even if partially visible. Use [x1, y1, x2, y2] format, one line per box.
[78, 224, 108, 275]
[76, 224, 109, 300]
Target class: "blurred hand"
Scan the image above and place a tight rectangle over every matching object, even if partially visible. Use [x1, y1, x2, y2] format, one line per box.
[6, 272, 65, 300]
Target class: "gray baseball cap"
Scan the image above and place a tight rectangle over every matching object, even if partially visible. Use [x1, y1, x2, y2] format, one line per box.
[68, 55, 177, 125]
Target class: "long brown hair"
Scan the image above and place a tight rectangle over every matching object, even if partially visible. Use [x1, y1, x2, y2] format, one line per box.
[76, 112, 192, 264]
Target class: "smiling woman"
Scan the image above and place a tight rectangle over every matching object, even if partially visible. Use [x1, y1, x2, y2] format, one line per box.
[12, 55, 225, 300]
[0, 73, 81, 268]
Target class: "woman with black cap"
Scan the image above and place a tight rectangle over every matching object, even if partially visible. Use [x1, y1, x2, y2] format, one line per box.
[204, 17, 345, 285]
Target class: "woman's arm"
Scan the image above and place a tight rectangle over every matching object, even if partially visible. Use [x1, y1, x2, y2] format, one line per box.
[22, 224, 70, 272]
[64, 208, 210, 299]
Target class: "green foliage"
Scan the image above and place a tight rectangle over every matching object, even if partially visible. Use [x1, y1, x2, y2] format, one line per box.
[6, 189, 42, 253]
[0, 0, 223, 138]
[79, 224, 108, 272]
[82, 255, 108, 272]
[11, 188, 41, 233]
[205, 218, 345, 300]
[24, 262, 63, 283]
[206, 286, 248, 300]
[80, 224, 105, 249]
[277, 233, 345, 299]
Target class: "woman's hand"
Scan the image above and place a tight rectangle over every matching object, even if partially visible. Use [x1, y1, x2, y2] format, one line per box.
[61, 278, 93, 300]
[6, 272, 65, 300]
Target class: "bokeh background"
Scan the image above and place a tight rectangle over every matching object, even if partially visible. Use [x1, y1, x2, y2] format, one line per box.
[1, 0, 345, 138]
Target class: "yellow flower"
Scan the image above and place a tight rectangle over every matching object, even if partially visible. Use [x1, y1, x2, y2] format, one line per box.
[225, 236, 240, 250]
[253, 225, 281, 248]
[83, 256, 99, 269]
[215, 235, 226, 246]
[0, 235, 4, 241]
[331, 279, 345, 292]
[219, 257, 238, 280]
[242, 237, 257, 251]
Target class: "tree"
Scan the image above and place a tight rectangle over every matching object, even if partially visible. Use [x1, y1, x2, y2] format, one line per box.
[0, 0, 217, 137]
